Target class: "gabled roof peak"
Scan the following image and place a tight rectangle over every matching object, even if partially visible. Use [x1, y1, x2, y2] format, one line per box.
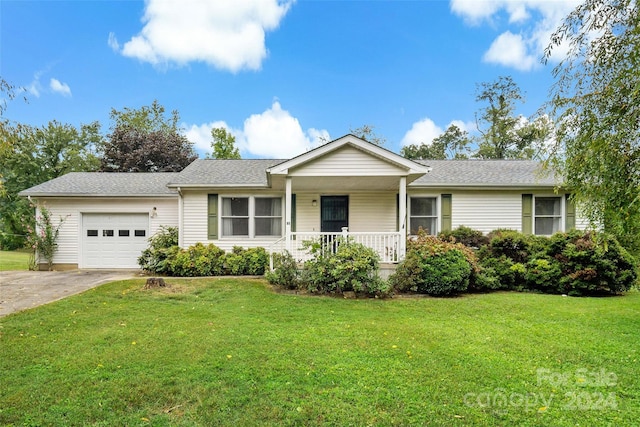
[267, 134, 430, 176]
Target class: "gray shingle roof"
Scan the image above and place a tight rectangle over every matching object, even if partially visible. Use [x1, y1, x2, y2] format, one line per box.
[19, 172, 179, 197]
[167, 159, 286, 187]
[411, 159, 560, 187]
[19, 158, 562, 197]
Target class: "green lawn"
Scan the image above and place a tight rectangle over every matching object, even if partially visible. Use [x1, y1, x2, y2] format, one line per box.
[0, 250, 30, 271]
[1, 278, 638, 426]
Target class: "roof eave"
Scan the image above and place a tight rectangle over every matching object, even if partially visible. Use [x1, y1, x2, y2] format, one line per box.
[19, 193, 178, 198]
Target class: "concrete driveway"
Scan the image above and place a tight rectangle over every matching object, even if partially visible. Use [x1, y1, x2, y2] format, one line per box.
[0, 270, 138, 317]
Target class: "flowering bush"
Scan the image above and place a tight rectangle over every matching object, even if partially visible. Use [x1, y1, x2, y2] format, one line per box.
[24, 205, 67, 271]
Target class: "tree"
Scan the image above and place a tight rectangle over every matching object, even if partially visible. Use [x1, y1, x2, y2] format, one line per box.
[401, 124, 471, 160]
[350, 124, 386, 146]
[474, 76, 551, 159]
[101, 100, 197, 172]
[0, 121, 101, 249]
[209, 127, 240, 159]
[545, 0, 640, 254]
[0, 76, 27, 192]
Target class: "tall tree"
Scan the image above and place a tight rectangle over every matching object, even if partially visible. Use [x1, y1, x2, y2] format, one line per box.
[0, 121, 101, 249]
[545, 0, 640, 253]
[208, 127, 240, 159]
[474, 76, 550, 159]
[101, 100, 197, 172]
[350, 124, 386, 147]
[401, 124, 471, 160]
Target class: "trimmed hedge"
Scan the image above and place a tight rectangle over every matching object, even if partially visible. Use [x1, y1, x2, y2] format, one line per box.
[138, 228, 269, 277]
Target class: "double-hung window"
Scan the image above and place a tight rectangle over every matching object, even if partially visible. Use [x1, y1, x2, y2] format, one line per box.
[534, 196, 562, 235]
[409, 197, 437, 235]
[220, 196, 282, 238]
[255, 197, 282, 236]
[221, 197, 249, 237]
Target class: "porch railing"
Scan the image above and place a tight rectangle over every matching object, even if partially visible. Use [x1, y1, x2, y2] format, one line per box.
[269, 229, 402, 269]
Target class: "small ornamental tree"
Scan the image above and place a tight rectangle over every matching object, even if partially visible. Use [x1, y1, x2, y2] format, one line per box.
[25, 205, 67, 270]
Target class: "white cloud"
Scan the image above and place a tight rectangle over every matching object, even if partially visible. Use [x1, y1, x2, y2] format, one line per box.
[26, 70, 45, 97]
[184, 102, 329, 158]
[451, 0, 581, 70]
[241, 101, 326, 158]
[401, 118, 477, 148]
[107, 32, 120, 51]
[401, 118, 443, 147]
[115, 0, 294, 72]
[183, 120, 232, 154]
[483, 31, 537, 71]
[449, 119, 476, 134]
[49, 78, 72, 97]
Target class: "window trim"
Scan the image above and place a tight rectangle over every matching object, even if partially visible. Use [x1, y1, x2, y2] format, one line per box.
[217, 195, 284, 239]
[533, 194, 564, 236]
[408, 195, 440, 236]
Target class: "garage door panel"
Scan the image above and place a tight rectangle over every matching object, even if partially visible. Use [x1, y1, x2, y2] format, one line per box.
[82, 213, 149, 269]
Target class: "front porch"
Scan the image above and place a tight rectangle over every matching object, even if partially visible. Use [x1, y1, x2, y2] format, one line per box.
[263, 134, 431, 270]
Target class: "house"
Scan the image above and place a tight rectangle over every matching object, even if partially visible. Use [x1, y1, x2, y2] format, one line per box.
[19, 134, 583, 270]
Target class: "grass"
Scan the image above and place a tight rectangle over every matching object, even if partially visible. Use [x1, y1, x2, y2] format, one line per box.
[0, 250, 30, 271]
[1, 278, 639, 426]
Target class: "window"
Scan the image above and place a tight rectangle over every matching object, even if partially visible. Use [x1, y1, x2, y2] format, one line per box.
[410, 197, 437, 235]
[119, 230, 130, 237]
[134, 230, 146, 237]
[103, 229, 114, 237]
[222, 197, 249, 236]
[220, 196, 283, 238]
[255, 197, 282, 236]
[534, 197, 562, 235]
[87, 230, 98, 237]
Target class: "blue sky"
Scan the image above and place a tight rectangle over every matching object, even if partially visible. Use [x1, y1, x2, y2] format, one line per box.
[1, 0, 579, 158]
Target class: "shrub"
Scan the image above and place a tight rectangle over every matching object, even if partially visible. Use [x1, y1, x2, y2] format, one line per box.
[524, 257, 563, 293]
[547, 230, 637, 295]
[266, 250, 300, 290]
[243, 247, 268, 275]
[300, 237, 390, 297]
[138, 226, 179, 274]
[439, 225, 489, 248]
[390, 232, 473, 296]
[484, 229, 532, 263]
[476, 254, 520, 290]
[220, 246, 268, 276]
[167, 243, 225, 277]
[476, 229, 638, 296]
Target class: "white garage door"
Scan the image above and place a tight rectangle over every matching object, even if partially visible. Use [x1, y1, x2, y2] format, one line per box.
[82, 213, 149, 269]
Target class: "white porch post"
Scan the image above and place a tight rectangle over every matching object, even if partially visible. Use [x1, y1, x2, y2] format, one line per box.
[399, 176, 407, 259]
[285, 177, 292, 252]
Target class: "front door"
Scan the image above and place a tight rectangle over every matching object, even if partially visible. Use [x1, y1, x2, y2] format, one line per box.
[321, 196, 349, 232]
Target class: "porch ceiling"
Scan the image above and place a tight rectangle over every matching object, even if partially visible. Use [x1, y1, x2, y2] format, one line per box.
[290, 176, 402, 192]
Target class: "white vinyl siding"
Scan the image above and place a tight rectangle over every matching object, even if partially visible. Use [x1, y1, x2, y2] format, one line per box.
[35, 197, 178, 266]
[182, 191, 208, 247]
[348, 193, 396, 232]
[449, 191, 522, 234]
[289, 145, 406, 177]
[295, 194, 321, 232]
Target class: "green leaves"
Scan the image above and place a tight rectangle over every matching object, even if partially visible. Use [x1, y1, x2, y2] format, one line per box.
[209, 127, 240, 159]
[547, 0, 640, 254]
